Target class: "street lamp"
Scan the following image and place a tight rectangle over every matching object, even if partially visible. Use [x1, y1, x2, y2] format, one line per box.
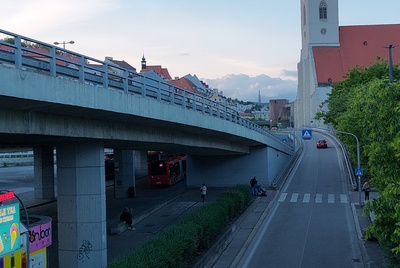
[385, 44, 395, 82]
[335, 130, 362, 205]
[54, 40, 75, 49]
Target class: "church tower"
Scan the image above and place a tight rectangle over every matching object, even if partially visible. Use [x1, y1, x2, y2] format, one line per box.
[301, 0, 339, 51]
[141, 54, 146, 71]
[296, 0, 339, 129]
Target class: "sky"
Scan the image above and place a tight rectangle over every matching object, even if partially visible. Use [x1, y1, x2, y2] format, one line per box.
[2, 1, 400, 102]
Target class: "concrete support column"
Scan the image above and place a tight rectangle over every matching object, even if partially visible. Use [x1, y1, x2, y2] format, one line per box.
[114, 149, 136, 198]
[33, 146, 55, 199]
[56, 142, 107, 268]
[134, 150, 148, 178]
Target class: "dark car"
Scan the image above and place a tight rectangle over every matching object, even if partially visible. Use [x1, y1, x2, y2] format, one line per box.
[316, 139, 328, 149]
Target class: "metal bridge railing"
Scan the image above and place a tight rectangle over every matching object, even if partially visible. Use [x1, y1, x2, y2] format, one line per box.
[0, 29, 290, 146]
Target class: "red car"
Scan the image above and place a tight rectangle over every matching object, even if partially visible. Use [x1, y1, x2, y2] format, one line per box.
[316, 139, 328, 149]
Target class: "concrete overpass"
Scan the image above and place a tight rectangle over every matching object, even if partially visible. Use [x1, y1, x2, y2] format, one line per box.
[0, 29, 294, 268]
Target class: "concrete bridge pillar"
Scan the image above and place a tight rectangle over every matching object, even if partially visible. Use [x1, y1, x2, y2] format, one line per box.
[33, 146, 55, 199]
[134, 150, 148, 178]
[114, 149, 136, 198]
[56, 141, 107, 268]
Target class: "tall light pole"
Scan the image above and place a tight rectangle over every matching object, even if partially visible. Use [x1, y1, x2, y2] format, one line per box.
[385, 44, 395, 82]
[336, 130, 362, 205]
[54, 40, 75, 49]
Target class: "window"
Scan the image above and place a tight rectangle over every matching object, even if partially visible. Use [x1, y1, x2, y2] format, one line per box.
[319, 1, 327, 20]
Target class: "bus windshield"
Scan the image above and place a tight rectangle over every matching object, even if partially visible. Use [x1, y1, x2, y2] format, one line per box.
[149, 161, 167, 175]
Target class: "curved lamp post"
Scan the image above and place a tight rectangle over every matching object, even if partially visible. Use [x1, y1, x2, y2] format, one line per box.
[313, 128, 362, 205]
[54, 40, 74, 49]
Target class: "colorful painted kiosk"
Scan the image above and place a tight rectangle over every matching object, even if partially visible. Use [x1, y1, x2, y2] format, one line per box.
[0, 191, 52, 268]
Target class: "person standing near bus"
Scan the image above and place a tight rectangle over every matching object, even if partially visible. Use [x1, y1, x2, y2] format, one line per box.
[200, 183, 207, 203]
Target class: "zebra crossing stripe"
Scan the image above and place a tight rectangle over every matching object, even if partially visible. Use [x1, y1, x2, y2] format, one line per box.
[315, 194, 322, 203]
[290, 193, 299, 202]
[278, 193, 349, 204]
[303, 193, 311, 203]
[278, 193, 287, 202]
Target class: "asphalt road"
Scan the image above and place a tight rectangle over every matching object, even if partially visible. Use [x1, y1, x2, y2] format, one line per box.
[234, 132, 364, 267]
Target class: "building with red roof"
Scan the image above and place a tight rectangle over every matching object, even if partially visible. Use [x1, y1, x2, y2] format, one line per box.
[295, 0, 400, 128]
[140, 55, 172, 81]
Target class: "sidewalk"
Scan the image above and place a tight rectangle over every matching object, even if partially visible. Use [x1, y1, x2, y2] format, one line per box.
[20, 178, 229, 267]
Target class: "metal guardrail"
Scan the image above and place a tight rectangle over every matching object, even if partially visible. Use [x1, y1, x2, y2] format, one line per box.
[270, 129, 358, 190]
[270, 134, 303, 189]
[332, 135, 358, 190]
[0, 29, 288, 145]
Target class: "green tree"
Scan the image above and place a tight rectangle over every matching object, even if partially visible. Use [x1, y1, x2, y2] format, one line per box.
[323, 59, 399, 126]
[322, 60, 400, 257]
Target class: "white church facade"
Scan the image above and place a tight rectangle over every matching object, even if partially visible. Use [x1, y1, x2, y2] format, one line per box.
[295, 0, 400, 128]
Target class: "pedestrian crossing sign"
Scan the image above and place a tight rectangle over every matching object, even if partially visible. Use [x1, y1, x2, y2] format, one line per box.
[302, 129, 312, 140]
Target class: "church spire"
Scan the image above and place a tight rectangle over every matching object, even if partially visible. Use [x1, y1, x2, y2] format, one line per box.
[141, 54, 146, 71]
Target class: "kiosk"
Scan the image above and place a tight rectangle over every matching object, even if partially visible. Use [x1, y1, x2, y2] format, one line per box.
[0, 191, 52, 268]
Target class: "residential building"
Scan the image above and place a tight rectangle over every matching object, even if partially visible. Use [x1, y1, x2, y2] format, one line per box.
[105, 56, 137, 75]
[140, 55, 172, 81]
[269, 99, 290, 126]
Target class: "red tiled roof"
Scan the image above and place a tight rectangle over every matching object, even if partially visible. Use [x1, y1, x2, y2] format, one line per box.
[168, 77, 202, 94]
[313, 24, 400, 85]
[0, 44, 81, 66]
[142, 65, 172, 80]
[108, 59, 136, 71]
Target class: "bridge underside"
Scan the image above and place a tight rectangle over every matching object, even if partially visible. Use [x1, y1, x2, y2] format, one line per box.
[0, 105, 253, 155]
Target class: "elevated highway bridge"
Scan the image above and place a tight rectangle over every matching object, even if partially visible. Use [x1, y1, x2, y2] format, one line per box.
[0, 29, 295, 268]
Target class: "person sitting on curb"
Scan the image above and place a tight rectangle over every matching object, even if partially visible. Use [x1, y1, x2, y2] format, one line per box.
[120, 207, 135, 230]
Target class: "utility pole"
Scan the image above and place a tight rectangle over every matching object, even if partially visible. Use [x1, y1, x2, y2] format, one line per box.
[385, 44, 395, 82]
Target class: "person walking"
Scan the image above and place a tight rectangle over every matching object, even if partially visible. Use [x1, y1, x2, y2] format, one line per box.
[120, 207, 135, 230]
[200, 183, 207, 203]
[362, 181, 370, 201]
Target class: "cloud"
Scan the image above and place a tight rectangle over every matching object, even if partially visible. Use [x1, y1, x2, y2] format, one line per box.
[281, 69, 297, 78]
[203, 74, 297, 103]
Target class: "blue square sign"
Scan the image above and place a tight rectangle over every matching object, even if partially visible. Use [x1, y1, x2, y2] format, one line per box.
[302, 129, 312, 140]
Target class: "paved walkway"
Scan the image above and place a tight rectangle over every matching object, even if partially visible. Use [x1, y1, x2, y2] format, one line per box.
[19, 181, 385, 267]
[20, 178, 229, 267]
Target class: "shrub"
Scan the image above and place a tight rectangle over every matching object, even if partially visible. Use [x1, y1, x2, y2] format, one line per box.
[108, 184, 253, 268]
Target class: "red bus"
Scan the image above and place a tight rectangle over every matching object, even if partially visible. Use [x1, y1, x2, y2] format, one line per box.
[148, 155, 186, 187]
[105, 153, 114, 180]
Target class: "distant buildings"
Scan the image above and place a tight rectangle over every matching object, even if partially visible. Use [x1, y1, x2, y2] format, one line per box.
[0, 39, 292, 126]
